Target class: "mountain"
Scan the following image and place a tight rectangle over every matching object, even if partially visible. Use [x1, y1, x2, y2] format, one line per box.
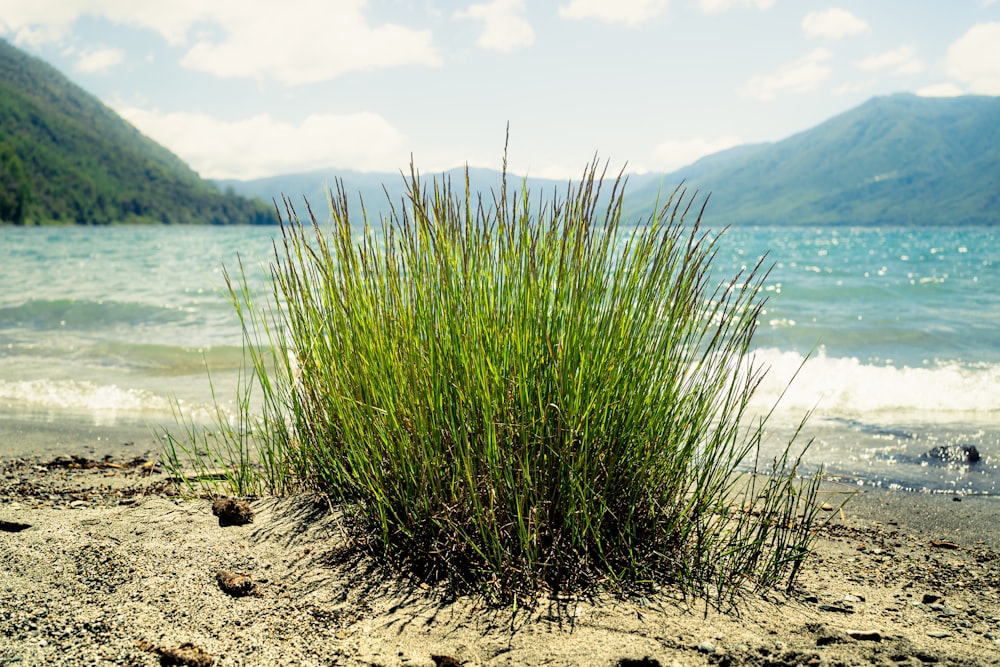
[0, 39, 278, 225]
[218, 167, 450, 220]
[217, 166, 647, 223]
[628, 93, 1000, 226]
[222, 94, 1000, 228]
[213, 161, 672, 226]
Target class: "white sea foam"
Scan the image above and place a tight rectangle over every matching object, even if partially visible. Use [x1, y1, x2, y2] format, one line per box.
[0, 379, 173, 420]
[0, 376, 241, 428]
[749, 347, 1000, 421]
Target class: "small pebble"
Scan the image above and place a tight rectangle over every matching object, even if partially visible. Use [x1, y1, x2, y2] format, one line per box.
[819, 604, 855, 614]
[211, 498, 253, 527]
[928, 604, 958, 617]
[216, 570, 257, 597]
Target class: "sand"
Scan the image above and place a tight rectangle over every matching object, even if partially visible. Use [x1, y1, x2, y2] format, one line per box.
[1, 454, 999, 666]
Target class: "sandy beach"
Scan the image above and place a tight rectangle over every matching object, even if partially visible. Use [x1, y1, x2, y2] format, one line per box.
[1, 454, 998, 666]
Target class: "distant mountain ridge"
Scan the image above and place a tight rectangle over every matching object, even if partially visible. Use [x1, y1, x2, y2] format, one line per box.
[0, 39, 277, 225]
[630, 93, 1000, 226]
[225, 93, 1000, 227]
[216, 167, 606, 223]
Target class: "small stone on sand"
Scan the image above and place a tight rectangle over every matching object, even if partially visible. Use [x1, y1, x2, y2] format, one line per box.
[157, 642, 214, 666]
[216, 570, 257, 597]
[211, 498, 253, 527]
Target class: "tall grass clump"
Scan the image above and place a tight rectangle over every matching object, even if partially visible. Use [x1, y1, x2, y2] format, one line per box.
[166, 152, 822, 606]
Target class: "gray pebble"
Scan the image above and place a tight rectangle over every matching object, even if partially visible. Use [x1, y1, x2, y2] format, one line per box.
[928, 603, 958, 617]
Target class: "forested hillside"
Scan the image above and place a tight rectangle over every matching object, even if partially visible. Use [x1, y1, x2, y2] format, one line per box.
[626, 93, 1000, 226]
[0, 39, 277, 225]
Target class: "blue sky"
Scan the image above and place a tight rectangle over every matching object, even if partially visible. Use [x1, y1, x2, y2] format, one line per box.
[2, 1, 998, 181]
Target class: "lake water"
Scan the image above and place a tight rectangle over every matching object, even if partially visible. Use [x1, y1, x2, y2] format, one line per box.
[1, 220, 997, 494]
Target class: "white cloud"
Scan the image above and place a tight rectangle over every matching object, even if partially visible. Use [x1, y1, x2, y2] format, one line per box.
[0, 1, 215, 47]
[508, 161, 592, 181]
[113, 105, 408, 180]
[73, 46, 124, 73]
[699, 0, 774, 14]
[653, 136, 744, 173]
[182, 3, 442, 85]
[856, 45, 923, 75]
[454, 0, 534, 53]
[945, 22, 1000, 94]
[833, 79, 874, 96]
[0, 0, 442, 85]
[557, 0, 670, 28]
[742, 49, 833, 101]
[802, 8, 869, 40]
[917, 83, 965, 97]
[0, 0, 84, 46]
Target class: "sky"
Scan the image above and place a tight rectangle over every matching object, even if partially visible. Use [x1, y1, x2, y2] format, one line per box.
[2, 1, 999, 182]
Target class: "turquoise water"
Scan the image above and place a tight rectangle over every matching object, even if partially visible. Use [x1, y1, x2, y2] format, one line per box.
[1, 223, 997, 493]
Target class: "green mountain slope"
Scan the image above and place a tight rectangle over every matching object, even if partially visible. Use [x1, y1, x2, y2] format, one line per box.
[628, 93, 1000, 226]
[224, 94, 1000, 228]
[0, 39, 277, 225]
